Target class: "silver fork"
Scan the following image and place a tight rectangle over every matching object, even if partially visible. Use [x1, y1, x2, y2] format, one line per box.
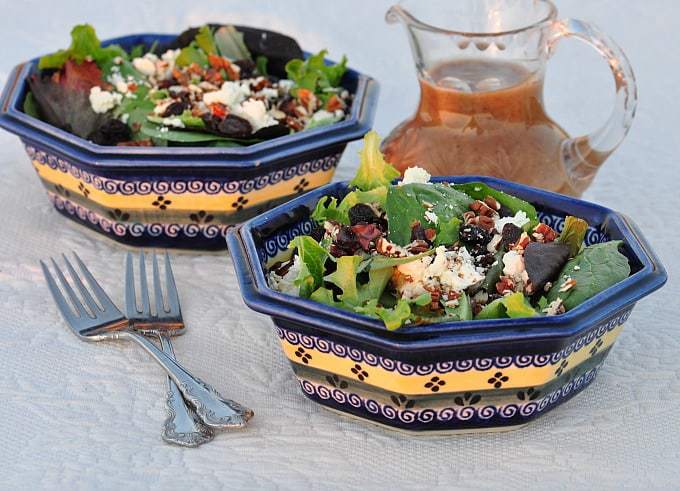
[125, 252, 214, 447]
[41, 252, 254, 431]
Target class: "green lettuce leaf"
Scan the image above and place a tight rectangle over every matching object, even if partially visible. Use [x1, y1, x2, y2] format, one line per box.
[546, 241, 630, 310]
[453, 182, 539, 230]
[195, 25, 217, 55]
[558, 216, 589, 257]
[355, 299, 412, 331]
[176, 42, 209, 68]
[385, 183, 473, 245]
[39, 24, 127, 70]
[311, 186, 387, 225]
[324, 255, 363, 305]
[349, 131, 400, 191]
[444, 292, 473, 321]
[285, 49, 347, 96]
[475, 292, 537, 320]
[289, 236, 329, 298]
[435, 217, 461, 247]
[214, 25, 251, 61]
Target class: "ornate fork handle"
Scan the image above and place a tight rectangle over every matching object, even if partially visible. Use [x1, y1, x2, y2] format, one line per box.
[159, 335, 214, 447]
[120, 331, 254, 430]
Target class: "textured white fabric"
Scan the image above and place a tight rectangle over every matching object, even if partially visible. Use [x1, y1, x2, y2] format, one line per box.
[0, 0, 678, 489]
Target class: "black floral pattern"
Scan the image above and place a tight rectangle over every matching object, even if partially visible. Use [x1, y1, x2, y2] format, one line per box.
[350, 364, 369, 381]
[424, 376, 446, 393]
[107, 208, 130, 221]
[516, 387, 540, 401]
[152, 195, 172, 210]
[454, 392, 481, 406]
[78, 182, 90, 198]
[589, 339, 604, 356]
[487, 371, 509, 389]
[555, 360, 569, 377]
[326, 374, 348, 389]
[54, 184, 70, 198]
[294, 347, 312, 364]
[294, 178, 310, 194]
[232, 196, 249, 211]
[189, 210, 214, 224]
[390, 394, 415, 409]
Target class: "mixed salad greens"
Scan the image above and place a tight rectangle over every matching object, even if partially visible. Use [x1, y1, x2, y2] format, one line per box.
[25, 24, 350, 146]
[268, 132, 632, 330]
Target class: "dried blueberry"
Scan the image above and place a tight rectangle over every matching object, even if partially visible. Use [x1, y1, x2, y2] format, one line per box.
[460, 224, 492, 246]
[348, 204, 377, 225]
[476, 253, 496, 267]
[498, 204, 514, 218]
[234, 59, 256, 79]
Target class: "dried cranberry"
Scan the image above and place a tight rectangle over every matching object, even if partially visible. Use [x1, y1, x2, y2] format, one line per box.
[501, 223, 522, 250]
[498, 204, 514, 218]
[89, 119, 132, 146]
[162, 100, 187, 117]
[217, 115, 253, 138]
[351, 223, 383, 251]
[309, 225, 325, 243]
[411, 221, 427, 242]
[234, 59, 256, 78]
[333, 225, 360, 255]
[460, 224, 492, 246]
[348, 204, 377, 225]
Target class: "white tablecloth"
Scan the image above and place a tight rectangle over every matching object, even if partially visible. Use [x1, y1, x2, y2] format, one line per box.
[1, 1, 678, 489]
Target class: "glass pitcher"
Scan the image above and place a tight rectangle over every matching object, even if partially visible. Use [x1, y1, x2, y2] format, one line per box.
[382, 0, 637, 196]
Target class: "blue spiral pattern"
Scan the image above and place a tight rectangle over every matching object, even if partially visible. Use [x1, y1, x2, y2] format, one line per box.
[278, 308, 630, 375]
[27, 145, 340, 196]
[298, 365, 601, 426]
[48, 192, 237, 241]
[538, 211, 609, 245]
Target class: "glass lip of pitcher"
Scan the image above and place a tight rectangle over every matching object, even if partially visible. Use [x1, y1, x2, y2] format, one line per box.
[386, 0, 558, 38]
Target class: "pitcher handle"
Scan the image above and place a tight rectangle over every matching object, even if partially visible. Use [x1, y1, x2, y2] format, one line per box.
[547, 19, 638, 195]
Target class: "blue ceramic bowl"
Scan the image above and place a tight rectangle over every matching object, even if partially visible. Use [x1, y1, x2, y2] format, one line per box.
[227, 176, 667, 433]
[0, 33, 378, 249]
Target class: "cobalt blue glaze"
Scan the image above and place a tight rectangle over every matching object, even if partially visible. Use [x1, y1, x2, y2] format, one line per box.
[0, 32, 378, 249]
[228, 176, 666, 358]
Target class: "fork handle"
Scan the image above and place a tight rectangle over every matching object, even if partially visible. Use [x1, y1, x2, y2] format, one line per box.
[121, 331, 254, 430]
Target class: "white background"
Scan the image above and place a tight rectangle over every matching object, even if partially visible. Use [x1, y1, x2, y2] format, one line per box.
[0, 1, 678, 489]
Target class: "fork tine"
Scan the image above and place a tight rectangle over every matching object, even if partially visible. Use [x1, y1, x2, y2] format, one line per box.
[72, 252, 117, 311]
[41, 260, 78, 324]
[125, 252, 138, 318]
[49, 257, 89, 318]
[62, 253, 100, 315]
[138, 252, 151, 317]
[152, 252, 167, 315]
[163, 252, 181, 317]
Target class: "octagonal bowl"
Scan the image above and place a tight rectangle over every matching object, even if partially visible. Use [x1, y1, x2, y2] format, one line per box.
[227, 176, 666, 433]
[0, 32, 378, 249]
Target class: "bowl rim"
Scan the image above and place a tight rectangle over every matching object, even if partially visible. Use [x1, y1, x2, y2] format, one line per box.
[228, 175, 667, 350]
[0, 33, 378, 168]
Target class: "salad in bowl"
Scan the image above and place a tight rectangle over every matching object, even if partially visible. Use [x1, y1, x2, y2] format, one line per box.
[25, 24, 350, 147]
[268, 132, 631, 330]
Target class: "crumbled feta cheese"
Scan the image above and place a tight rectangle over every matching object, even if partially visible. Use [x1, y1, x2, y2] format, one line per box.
[307, 109, 337, 126]
[487, 233, 502, 253]
[277, 79, 295, 91]
[132, 57, 156, 77]
[495, 211, 530, 233]
[424, 210, 439, 225]
[161, 49, 181, 64]
[502, 250, 525, 280]
[162, 117, 184, 128]
[153, 99, 173, 115]
[543, 298, 564, 316]
[119, 113, 129, 124]
[89, 86, 122, 114]
[260, 88, 279, 99]
[235, 99, 277, 131]
[400, 166, 431, 186]
[394, 246, 484, 301]
[269, 256, 301, 295]
[202, 81, 251, 107]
